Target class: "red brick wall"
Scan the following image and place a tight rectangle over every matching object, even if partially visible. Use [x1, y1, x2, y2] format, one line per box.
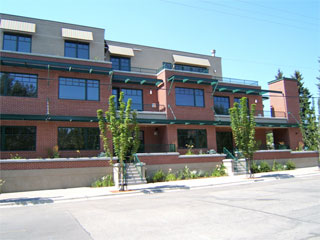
[254, 150, 318, 160]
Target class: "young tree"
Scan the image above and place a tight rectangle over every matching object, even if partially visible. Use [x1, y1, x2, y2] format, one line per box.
[275, 68, 284, 80]
[229, 97, 257, 177]
[292, 71, 319, 150]
[97, 92, 140, 191]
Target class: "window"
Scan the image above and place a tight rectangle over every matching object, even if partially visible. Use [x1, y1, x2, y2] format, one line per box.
[65, 41, 89, 59]
[58, 127, 100, 150]
[59, 77, 99, 101]
[3, 33, 31, 52]
[177, 129, 207, 149]
[112, 88, 143, 110]
[162, 62, 172, 69]
[110, 56, 131, 71]
[214, 96, 230, 115]
[1, 126, 36, 151]
[0, 72, 37, 97]
[174, 64, 208, 73]
[234, 97, 249, 109]
[175, 87, 204, 107]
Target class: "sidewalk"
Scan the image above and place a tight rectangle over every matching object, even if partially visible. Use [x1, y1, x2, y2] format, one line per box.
[1, 167, 319, 207]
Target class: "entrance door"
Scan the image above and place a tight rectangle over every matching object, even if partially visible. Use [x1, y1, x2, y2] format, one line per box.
[137, 130, 145, 153]
[216, 132, 233, 153]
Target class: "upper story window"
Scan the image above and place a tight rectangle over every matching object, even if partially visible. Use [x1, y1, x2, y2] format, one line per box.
[58, 127, 100, 150]
[59, 77, 99, 101]
[214, 96, 230, 115]
[162, 62, 173, 69]
[174, 64, 208, 73]
[110, 56, 131, 71]
[0, 72, 37, 97]
[234, 97, 249, 109]
[175, 87, 204, 107]
[64, 41, 89, 59]
[1, 126, 36, 151]
[112, 88, 143, 111]
[3, 33, 31, 53]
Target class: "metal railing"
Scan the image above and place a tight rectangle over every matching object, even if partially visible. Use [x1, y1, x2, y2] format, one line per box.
[255, 110, 286, 118]
[138, 144, 176, 153]
[118, 103, 166, 112]
[157, 65, 209, 74]
[133, 153, 144, 181]
[223, 147, 247, 173]
[216, 76, 259, 86]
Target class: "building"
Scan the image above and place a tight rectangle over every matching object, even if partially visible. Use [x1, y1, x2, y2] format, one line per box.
[0, 13, 302, 159]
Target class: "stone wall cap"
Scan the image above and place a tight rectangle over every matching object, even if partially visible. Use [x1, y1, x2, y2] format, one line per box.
[136, 152, 180, 157]
[291, 151, 318, 154]
[0, 157, 118, 163]
[256, 150, 291, 153]
[179, 154, 226, 158]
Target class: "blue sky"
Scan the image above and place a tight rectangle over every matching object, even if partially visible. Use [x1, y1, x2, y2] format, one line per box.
[1, 0, 319, 110]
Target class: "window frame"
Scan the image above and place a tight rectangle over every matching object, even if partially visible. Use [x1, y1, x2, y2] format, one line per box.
[64, 40, 90, 59]
[177, 129, 208, 149]
[234, 97, 250, 110]
[0, 126, 37, 151]
[58, 77, 100, 101]
[3, 32, 32, 53]
[58, 127, 100, 151]
[112, 87, 144, 111]
[175, 87, 205, 107]
[0, 72, 38, 98]
[110, 56, 131, 71]
[174, 64, 208, 73]
[214, 96, 230, 115]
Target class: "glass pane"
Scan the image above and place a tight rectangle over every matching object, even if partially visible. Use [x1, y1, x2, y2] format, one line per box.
[77, 43, 89, 59]
[17, 36, 31, 52]
[175, 87, 195, 106]
[87, 80, 99, 100]
[59, 78, 85, 100]
[65, 42, 77, 58]
[86, 128, 100, 150]
[122, 88, 143, 110]
[58, 127, 85, 150]
[214, 96, 230, 115]
[195, 89, 204, 107]
[112, 88, 118, 107]
[120, 58, 130, 71]
[0, 73, 37, 97]
[3, 34, 17, 51]
[1, 126, 36, 151]
[111, 57, 120, 70]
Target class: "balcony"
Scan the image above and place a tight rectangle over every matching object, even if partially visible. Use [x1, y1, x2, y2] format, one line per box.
[138, 144, 176, 153]
[123, 103, 167, 120]
[214, 110, 288, 125]
[215, 76, 258, 86]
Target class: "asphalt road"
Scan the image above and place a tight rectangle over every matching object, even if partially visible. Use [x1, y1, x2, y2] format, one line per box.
[1, 175, 320, 240]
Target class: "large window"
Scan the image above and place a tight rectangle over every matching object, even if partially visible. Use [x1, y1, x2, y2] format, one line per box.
[177, 129, 207, 149]
[214, 96, 230, 115]
[175, 64, 208, 73]
[65, 41, 89, 59]
[59, 77, 99, 101]
[1, 126, 36, 151]
[110, 56, 131, 71]
[234, 97, 249, 109]
[175, 87, 204, 107]
[58, 127, 100, 150]
[0, 72, 37, 97]
[3, 33, 31, 53]
[112, 88, 143, 110]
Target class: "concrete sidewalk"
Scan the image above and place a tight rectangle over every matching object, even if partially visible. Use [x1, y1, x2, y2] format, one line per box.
[1, 167, 319, 207]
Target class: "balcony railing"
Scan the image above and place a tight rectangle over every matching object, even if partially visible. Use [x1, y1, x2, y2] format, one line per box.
[157, 65, 209, 74]
[255, 110, 286, 118]
[214, 76, 259, 86]
[129, 103, 166, 112]
[138, 144, 176, 153]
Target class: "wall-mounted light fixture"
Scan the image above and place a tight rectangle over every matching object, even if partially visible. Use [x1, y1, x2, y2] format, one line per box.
[154, 128, 159, 136]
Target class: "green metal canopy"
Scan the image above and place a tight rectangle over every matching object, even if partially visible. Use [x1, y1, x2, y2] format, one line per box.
[112, 72, 163, 86]
[0, 56, 112, 75]
[167, 75, 218, 85]
[215, 85, 282, 95]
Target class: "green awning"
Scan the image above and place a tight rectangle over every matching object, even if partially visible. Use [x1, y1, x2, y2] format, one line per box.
[167, 75, 218, 85]
[112, 72, 162, 86]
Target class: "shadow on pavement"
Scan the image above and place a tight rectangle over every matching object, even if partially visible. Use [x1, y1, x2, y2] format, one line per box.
[0, 197, 56, 206]
[258, 173, 295, 179]
[135, 185, 190, 194]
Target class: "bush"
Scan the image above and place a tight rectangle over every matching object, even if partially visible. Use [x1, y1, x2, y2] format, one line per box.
[165, 173, 176, 181]
[212, 164, 227, 177]
[285, 160, 296, 170]
[91, 175, 114, 187]
[259, 161, 271, 172]
[272, 160, 284, 171]
[152, 170, 166, 182]
[250, 161, 260, 173]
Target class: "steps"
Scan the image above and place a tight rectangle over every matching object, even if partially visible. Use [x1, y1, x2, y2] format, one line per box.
[125, 163, 147, 185]
[233, 161, 247, 175]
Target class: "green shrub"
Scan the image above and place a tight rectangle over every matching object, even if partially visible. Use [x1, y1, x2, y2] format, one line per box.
[152, 170, 166, 182]
[212, 164, 227, 177]
[0, 179, 5, 193]
[272, 160, 284, 171]
[259, 161, 271, 172]
[165, 173, 177, 181]
[285, 160, 296, 170]
[250, 161, 260, 173]
[91, 175, 114, 187]
[10, 154, 21, 159]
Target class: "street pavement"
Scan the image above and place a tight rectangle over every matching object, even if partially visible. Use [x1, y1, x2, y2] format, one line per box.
[0, 167, 319, 207]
